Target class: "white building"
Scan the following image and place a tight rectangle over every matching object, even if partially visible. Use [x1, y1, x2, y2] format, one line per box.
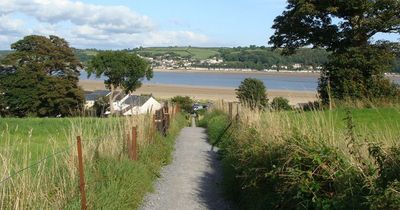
[106, 94, 162, 116]
[292, 63, 302, 69]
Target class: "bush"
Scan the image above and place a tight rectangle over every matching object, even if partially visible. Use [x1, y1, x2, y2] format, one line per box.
[271, 97, 292, 111]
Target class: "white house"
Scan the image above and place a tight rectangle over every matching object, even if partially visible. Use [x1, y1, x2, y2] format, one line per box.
[105, 94, 162, 116]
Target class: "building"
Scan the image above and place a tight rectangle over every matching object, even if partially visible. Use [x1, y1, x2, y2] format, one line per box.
[105, 94, 162, 116]
[292, 63, 302, 69]
[84, 90, 111, 108]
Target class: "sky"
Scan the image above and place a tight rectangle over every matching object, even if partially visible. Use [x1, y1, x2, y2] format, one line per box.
[0, 0, 398, 49]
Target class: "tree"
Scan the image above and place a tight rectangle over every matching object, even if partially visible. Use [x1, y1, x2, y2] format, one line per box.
[236, 78, 268, 109]
[269, 0, 400, 102]
[271, 97, 292, 111]
[171, 96, 193, 113]
[0, 35, 84, 117]
[318, 44, 400, 103]
[87, 51, 153, 114]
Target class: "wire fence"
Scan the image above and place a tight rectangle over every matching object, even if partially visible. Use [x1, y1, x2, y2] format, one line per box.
[0, 144, 76, 185]
[0, 104, 180, 210]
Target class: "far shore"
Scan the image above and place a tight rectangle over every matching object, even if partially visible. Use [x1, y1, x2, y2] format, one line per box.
[152, 68, 400, 78]
[79, 80, 317, 105]
[153, 68, 321, 77]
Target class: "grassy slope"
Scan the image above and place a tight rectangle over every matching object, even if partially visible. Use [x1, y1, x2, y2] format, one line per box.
[137, 47, 220, 60]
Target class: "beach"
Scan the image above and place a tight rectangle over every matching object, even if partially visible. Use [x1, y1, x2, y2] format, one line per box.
[79, 80, 317, 105]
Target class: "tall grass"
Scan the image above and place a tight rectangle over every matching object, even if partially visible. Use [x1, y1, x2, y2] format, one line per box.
[0, 111, 186, 209]
[201, 102, 400, 209]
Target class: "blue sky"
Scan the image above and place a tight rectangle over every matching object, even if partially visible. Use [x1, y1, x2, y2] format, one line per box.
[0, 0, 398, 49]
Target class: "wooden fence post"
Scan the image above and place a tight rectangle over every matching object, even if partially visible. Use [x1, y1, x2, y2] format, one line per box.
[131, 126, 137, 161]
[76, 136, 87, 210]
[228, 102, 233, 120]
[163, 113, 170, 136]
[171, 104, 174, 119]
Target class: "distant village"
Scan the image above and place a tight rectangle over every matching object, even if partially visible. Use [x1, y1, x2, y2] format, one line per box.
[139, 54, 323, 72]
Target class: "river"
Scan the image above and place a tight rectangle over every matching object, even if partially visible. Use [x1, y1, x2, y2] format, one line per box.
[80, 70, 400, 91]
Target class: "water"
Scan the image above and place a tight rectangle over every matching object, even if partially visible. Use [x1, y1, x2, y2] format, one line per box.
[80, 71, 400, 91]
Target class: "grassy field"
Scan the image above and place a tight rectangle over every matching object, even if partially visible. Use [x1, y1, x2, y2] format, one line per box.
[300, 107, 400, 136]
[0, 117, 125, 162]
[201, 104, 400, 209]
[136, 47, 220, 60]
[0, 112, 187, 209]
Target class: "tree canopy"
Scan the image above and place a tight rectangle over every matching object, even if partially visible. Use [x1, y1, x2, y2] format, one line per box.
[87, 51, 153, 114]
[236, 78, 268, 109]
[270, 0, 400, 103]
[269, 0, 400, 54]
[87, 51, 153, 92]
[0, 35, 84, 117]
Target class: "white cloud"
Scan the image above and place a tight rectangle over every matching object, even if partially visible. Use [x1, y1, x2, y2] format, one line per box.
[0, 15, 26, 36]
[0, 0, 212, 49]
[0, 0, 155, 34]
[68, 29, 210, 49]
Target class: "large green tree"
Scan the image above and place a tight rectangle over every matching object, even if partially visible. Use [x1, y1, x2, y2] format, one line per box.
[0, 35, 84, 117]
[269, 0, 400, 102]
[87, 51, 153, 114]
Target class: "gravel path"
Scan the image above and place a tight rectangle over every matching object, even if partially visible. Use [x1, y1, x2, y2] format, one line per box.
[139, 119, 231, 210]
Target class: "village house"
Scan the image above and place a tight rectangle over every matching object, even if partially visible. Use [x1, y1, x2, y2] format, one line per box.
[105, 94, 162, 116]
[84, 90, 113, 109]
[292, 63, 302, 69]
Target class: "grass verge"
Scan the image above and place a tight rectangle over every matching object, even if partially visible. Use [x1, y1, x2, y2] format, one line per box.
[200, 106, 400, 209]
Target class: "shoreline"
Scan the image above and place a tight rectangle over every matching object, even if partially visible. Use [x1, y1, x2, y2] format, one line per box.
[152, 68, 400, 78]
[79, 80, 317, 105]
[153, 68, 321, 77]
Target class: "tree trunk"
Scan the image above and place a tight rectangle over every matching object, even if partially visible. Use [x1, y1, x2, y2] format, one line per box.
[110, 85, 115, 114]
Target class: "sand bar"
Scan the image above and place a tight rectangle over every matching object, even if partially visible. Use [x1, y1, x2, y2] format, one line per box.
[79, 80, 317, 105]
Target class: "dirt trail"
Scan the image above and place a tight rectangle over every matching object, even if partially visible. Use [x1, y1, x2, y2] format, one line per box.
[139, 119, 231, 210]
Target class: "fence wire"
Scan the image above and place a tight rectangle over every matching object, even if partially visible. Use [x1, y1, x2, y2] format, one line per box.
[0, 143, 76, 185]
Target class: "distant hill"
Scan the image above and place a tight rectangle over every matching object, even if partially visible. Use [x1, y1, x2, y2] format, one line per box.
[134, 47, 220, 60]
[0, 50, 12, 60]
[1, 47, 399, 72]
